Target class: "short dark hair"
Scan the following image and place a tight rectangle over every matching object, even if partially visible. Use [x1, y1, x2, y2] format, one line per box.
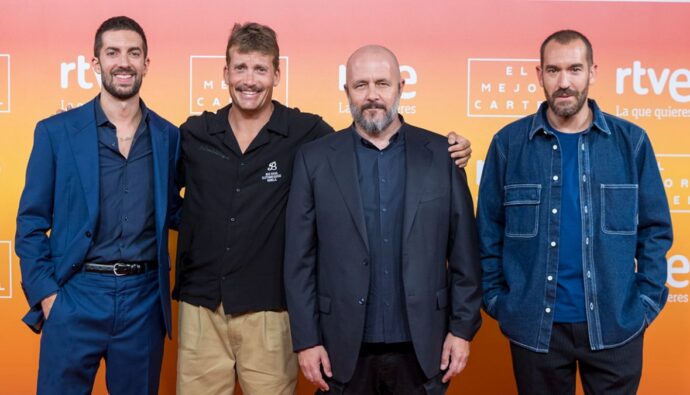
[225, 22, 280, 71]
[94, 16, 148, 58]
[540, 30, 593, 66]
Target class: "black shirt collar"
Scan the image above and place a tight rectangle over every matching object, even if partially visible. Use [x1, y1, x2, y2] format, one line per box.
[209, 100, 289, 137]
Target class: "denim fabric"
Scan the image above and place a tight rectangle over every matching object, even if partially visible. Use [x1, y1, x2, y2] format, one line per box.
[478, 100, 673, 352]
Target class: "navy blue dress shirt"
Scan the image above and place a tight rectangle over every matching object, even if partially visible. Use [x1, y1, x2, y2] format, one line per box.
[354, 125, 411, 343]
[85, 97, 157, 263]
[551, 129, 586, 323]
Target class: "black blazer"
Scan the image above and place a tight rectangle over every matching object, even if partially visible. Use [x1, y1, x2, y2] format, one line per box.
[284, 126, 482, 383]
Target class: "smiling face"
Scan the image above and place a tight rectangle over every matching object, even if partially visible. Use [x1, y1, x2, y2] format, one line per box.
[537, 38, 596, 120]
[92, 29, 149, 101]
[344, 46, 404, 135]
[224, 47, 280, 116]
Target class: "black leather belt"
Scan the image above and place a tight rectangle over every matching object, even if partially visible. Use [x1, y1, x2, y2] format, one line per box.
[83, 261, 157, 276]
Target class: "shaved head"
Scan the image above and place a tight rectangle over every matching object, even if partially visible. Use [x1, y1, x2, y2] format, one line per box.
[346, 45, 401, 85]
[344, 45, 404, 136]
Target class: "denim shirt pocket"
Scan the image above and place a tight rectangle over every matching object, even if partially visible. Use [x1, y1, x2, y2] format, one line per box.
[504, 184, 541, 238]
[600, 184, 638, 235]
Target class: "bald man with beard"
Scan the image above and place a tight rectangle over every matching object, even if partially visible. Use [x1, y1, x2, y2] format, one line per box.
[284, 45, 482, 395]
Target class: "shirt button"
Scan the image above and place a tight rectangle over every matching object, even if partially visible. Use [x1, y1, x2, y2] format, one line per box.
[590, 303, 594, 310]
[547, 275, 553, 281]
[553, 175, 559, 181]
[550, 241, 556, 247]
[85, 231, 92, 238]
[225, 247, 230, 251]
[240, 162, 246, 166]
[383, 238, 389, 243]
[381, 178, 387, 183]
[235, 188, 241, 192]
[585, 237, 590, 245]
[545, 307, 552, 313]
[362, 259, 368, 266]
[552, 145, 558, 150]
[382, 208, 387, 212]
[552, 208, 558, 214]
[586, 271, 591, 278]
[230, 217, 236, 222]
[582, 175, 587, 182]
[358, 298, 365, 305]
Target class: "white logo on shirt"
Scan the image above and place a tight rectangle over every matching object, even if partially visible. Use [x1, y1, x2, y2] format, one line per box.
[262, 161, 282, 183]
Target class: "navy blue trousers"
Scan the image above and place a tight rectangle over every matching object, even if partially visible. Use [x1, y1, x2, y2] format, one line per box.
[37, 270, 165, 395]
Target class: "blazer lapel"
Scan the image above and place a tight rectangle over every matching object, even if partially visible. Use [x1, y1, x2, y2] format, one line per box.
[68, 100, 99, 222]
[327, 130, 369, 251]
[402, 128, 433, 243]
[149, 115, 170, 241]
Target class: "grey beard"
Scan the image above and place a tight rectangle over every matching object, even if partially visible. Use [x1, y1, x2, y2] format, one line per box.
[350, 96, 400, 134]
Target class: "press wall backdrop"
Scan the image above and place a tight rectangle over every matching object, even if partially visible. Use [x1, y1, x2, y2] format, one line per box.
[0, 1, 688, 394]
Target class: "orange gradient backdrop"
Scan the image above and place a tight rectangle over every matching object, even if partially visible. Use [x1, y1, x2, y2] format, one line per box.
[0, 1, 688, 394]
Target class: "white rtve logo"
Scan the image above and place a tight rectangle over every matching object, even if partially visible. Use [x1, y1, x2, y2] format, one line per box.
[60, 55, 102, 89]
[616, 61, 690, 103]
[338, 65, 417, 100]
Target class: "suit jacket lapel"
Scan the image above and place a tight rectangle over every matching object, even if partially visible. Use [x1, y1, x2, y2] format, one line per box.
[68, 100, 99, 222]
[149, 115, 170, 240]
[327, 130, 369, 252]
[403, 128, 432, 243]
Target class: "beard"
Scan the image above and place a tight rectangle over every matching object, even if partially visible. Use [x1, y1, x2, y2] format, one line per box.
[102, 67, 143, 100]
[350, 95, 400, 134]
[545, 85, 589, 118]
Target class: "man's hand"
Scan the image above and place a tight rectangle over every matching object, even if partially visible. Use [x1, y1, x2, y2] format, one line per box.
[447, 132, 472, 168]
[298, 345, 332, 391]
[440, 333, 470, 383]
[41, 293, 57, 319]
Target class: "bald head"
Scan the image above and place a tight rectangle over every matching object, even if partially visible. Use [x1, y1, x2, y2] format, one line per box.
[344, 45, 404, 136]
[345, 45, 401, 87]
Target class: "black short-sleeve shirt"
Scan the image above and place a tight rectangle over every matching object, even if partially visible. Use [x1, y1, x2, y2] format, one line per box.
[174, 101, 334, 314]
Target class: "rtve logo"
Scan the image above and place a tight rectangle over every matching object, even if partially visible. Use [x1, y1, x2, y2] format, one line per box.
[616, 61, 690, 103]
[337, 64, 417, 100]
[0, 54, 10, 113]
[60, 55, 101, 90]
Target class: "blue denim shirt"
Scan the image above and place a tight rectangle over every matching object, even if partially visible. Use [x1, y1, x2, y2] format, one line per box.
[478, 100, 673, 352]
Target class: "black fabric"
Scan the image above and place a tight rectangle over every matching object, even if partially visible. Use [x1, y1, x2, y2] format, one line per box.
[174, 101, 334, 314]
[510, 323, 643, 395]
[317, 342, 448, 395]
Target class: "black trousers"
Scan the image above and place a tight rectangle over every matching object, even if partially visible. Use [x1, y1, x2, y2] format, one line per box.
[510, 323, 644, 395]
[318, 342, 448, 395]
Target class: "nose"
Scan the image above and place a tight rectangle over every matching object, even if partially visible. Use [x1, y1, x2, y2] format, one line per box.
[117, 53, 131, 68]
[556, 72, 570, 89]
[364, 83, 379, 102]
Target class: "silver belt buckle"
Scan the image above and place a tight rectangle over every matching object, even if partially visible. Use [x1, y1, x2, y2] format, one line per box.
[113, 263, 128, 276]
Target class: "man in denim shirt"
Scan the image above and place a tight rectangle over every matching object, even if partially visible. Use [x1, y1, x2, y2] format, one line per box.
[478, 30, 672, 394]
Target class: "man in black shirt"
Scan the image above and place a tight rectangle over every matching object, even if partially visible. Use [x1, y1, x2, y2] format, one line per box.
[174, 23, 472, 394]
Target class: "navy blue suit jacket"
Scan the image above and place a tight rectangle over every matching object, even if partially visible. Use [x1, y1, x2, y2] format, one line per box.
[16, 98, 180, 336]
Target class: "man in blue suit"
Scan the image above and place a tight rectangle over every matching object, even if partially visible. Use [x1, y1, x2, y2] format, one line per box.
[15, 16, 179, 395]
